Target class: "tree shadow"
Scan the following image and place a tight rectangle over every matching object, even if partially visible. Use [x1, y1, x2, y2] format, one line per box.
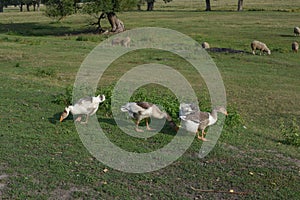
[0, 22, 94, 36]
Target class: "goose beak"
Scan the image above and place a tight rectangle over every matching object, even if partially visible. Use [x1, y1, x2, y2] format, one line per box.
[59, 115, 64, 122]
[60, 111, 67, 122]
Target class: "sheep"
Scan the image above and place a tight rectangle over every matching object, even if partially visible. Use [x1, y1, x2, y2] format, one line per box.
[292, 41, 299, 53]
[111, 36, 131, 47]
[121, 36, 131, 48]
[294, 27, 300, 36]
[111, 37, 123, 46]
[251, 40, 271, 55]
[201, 42, 210, 49]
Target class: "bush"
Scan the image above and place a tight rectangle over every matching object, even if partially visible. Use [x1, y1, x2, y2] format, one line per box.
[224, 105, 244, 129]
[35, 68, 56, 77]
[279, 117, 300, 146]
[52, 85, 73, 105]
[45, 0, 75, 21]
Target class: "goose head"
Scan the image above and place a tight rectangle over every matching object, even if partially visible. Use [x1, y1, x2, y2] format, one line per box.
[215, 106, 228, 116]
[60, 106, 71, 122]
[98, 94, 106, 103]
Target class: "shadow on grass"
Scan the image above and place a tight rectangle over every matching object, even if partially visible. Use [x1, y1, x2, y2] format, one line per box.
[99, 117, 178, 136]
[207, 47, 250, 54]
[48, 112, 61, 124]
[280, 34, 296, 38]
[0, 22, 94, 36]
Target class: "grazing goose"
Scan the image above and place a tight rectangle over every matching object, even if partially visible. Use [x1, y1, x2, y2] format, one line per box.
[60, 94, 105, 124]
[179, 104, 227, 141]
[121, 102, 179, 132]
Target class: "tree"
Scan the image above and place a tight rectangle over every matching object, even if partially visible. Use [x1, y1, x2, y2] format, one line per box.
[82, 0, 137, 33]
[45, 0, 75, 21]
[146, 0, 154, 11]
[205, 0, 211, 11]
[237, 0, 243, 11]
[0, 1, 4, 12]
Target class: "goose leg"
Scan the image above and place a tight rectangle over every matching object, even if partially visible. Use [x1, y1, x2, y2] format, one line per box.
[75, 116, 82, 122]
[197, 130, 208, 141]
[81, 115, 89, 124]
[201, 130, 208, 141]
[146, 118, 155, 131]
[135, 120, 144, 132]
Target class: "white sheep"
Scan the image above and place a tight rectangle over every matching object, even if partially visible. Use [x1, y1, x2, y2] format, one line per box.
[121, 36, 131, 48]
[201, 42, 210, 49]
[294, 27, 300, 36]
[292, 41, 299, 53]
[111, 37, 123, 46]
[111, 36, 131, 47]
[251, 40, 271, 55]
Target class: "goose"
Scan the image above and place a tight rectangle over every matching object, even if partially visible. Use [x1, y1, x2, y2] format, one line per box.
[59, 94, 105, 124]
[179, 104, 227, 141]
[121, 102, 179, 132]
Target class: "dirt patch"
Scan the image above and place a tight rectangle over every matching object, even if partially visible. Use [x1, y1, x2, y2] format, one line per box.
[0, 174, 9, 197]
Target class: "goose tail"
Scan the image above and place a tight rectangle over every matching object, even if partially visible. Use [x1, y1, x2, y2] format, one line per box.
[120, 103, 130, 112]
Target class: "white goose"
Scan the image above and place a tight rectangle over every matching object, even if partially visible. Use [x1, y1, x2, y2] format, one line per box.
[121, 102, 179, 132]
[60, 94, 105, 124]
[179, 103, 227, 141]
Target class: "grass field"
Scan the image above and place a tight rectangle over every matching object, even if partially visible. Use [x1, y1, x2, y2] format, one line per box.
[0, 1, 300, 199]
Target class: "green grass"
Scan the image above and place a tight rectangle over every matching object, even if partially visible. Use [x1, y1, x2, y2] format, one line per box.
[1, 2, 300, 199]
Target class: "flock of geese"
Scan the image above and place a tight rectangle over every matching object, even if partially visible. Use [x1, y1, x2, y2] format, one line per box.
[59, 94, 227, 141]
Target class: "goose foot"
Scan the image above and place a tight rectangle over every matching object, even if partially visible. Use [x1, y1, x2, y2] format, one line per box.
[135, 127, 144, 132]
[75, 116, 82, 122]
[146, 127, 156, 131]
[197, 136, 208, 141]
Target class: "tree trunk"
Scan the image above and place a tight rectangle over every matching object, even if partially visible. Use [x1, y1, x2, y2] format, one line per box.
[107, 12, 125, 33]
[147, 1, 154, 11]
[237, 0, 243, 11]
[37, 0, 41, 12]
[92, 13, 106, 33]
[205, 0, 211, 11]
[20, 3, 24, 12]
[0, 3, 3, 13]
[26, 4, 30, 12]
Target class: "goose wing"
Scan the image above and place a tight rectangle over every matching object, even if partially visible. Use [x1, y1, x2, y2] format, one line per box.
[76, 97, 93, 105]
[73, 96, 99, 115]
[181, 111, 210, 124]
[121, 102, 151, 113]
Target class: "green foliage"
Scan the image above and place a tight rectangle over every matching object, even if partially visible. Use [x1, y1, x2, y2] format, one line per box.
[35, 67, 56, 77]
[45, 0, 75, 21]
[280, 117, 300, 146]
[82, 0, 138, 15]
[52, 85, 73, 105]
[96, 84, 114, 115]
[224, 105, 244, 129]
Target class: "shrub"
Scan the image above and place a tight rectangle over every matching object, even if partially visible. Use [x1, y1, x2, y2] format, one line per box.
[224, 105, 244, 129]
[279, 117, 300, 147]
[35, 68, 56, 77]
[52, 85, 73, 105]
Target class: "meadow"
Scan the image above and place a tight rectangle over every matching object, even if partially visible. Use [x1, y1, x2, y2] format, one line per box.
[0, 0, 300, 199]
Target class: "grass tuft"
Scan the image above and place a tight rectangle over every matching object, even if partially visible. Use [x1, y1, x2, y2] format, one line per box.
[279, 117, 300, 146]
